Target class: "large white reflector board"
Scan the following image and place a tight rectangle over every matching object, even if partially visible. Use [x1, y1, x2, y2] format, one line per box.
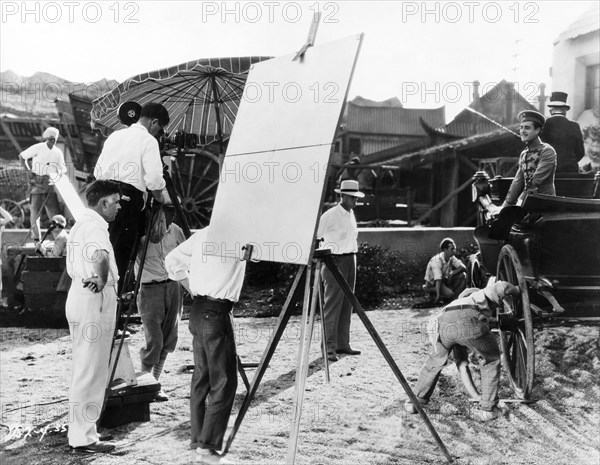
[206, 34, 363, 265]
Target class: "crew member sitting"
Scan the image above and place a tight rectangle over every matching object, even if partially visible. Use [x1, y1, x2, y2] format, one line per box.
[423, 237, 467, 304]
[36, 214, 69, 257]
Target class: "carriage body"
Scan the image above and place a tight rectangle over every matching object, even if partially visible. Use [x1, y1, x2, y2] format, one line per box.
[508, 194, 600, 323]
[467, 171, 600, 398]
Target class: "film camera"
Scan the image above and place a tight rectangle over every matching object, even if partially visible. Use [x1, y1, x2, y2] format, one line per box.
[161, 130, 199, 151]
[116, 101, 199, 151]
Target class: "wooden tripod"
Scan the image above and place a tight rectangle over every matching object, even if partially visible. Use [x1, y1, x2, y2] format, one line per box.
[224, 248, 453, 464]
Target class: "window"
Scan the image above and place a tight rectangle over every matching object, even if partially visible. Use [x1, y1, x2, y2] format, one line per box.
[585, 64, 600, 110]
[349, 137, 361, 155]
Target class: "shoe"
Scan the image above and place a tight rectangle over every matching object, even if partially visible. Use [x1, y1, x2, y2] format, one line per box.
[404, 400, 417, 414]
[155, 390, 169, 402]
[327, 353, 338, 362]
[71, 441, 116, 453]
[98, 432, 114, 441]
[193, 448, 237, 464]
[473, 406, 507, 422]
[337, 348, 361, 355]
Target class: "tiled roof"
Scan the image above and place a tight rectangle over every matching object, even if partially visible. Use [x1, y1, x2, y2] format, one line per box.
[372, 126, 519, 168]
[346, 101, 446, 136]
[349, 96, 404, 107]
[437, 80, 537, 137]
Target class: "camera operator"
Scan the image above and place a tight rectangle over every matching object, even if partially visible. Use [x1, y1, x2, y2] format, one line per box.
[94, 103, 169, 292]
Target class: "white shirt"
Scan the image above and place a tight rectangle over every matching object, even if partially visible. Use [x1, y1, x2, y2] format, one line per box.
[66, 208, 119, 284]
[424, 252, 464, 284]
[317, 203, 358, 254]
[19, 142, 67, 179]
[165, 228, 246, 302]
[94, 123, 166, 192]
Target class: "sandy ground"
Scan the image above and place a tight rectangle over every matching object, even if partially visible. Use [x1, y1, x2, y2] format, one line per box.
[1, 302, 599, 465]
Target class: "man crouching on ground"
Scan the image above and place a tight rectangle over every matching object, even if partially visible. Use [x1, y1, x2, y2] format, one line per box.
[405, 280, 520, 421]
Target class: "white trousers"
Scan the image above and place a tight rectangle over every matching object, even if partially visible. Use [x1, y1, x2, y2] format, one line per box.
[65, 281, 117, 447]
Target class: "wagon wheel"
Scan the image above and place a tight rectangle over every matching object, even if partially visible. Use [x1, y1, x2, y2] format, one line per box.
[496, 244, 534, 399]
[169, 151, 220, 229]
[466, 253, 486, 289]
[0, 199, 25, 229]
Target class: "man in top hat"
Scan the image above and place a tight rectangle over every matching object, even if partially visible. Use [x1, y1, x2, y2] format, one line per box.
[19, 127, 67, 243]
[317, 179, 364, 362]
[405, 280, 521, 421]
[541, 91, 585, 174]
[503, 110, 557, 207]
[94, 103, 170, 292]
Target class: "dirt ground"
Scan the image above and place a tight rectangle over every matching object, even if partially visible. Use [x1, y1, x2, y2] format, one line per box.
[1, 298, 599, 465]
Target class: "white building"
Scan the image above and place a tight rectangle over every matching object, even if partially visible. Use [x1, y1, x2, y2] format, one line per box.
[550, 3, 599, 123]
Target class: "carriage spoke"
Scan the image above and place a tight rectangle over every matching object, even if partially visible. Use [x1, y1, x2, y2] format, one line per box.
[497, 244, 534, 399]
[185, 157, 196, 197]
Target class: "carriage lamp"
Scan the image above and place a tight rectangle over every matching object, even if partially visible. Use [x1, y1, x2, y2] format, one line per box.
[471, 171, 490, 202]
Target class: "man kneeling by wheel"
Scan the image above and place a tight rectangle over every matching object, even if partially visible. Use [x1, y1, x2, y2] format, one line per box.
[405, 280, 520, 421]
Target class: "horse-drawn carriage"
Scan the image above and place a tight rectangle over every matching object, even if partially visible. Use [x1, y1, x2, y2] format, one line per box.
[466, 171, 600, 399]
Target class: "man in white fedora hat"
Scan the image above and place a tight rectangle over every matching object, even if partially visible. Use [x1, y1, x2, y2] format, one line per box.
[317, 179, 365, 362]
[541, 91, 585, 174]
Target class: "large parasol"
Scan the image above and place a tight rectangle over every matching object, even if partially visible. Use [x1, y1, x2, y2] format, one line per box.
[91, 56, 271, 148]
[90, 56, 271, 228]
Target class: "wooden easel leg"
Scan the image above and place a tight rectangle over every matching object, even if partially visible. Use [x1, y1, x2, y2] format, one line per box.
[316, 260, 330, 382]
[286, 260, 320, 465]
[224, 265, 306, 453]
[237, 356, 251, 392]
[322, 255, 454, 464]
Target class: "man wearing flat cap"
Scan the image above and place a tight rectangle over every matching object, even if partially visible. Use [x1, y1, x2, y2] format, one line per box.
[317, 179, 364, 362]
[19, 127, 67, 243]
[405, 280, 520, 421]
[502, 110, 557, 207]
[541, 91, 585, 174]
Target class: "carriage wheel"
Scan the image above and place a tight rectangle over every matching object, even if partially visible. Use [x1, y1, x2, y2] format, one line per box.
[169, 152, 220, 229]
[0, 199, 25, 229]
[496, 244, 534, 399]
[466, 253, 486, 288]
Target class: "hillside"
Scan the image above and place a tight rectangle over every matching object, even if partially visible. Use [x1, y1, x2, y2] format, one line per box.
[0, 70, 118, 118]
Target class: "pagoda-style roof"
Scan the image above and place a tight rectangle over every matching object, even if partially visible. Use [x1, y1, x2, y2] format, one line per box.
[346, 96, 445, 137]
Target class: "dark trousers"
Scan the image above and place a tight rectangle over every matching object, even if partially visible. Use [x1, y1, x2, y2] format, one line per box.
[108, 184, 145, 292]
[138, 280, 182, 368]
[188, 297, 238, 451]
[29, 190, 60, 241]
[321, 254, 356, 353]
